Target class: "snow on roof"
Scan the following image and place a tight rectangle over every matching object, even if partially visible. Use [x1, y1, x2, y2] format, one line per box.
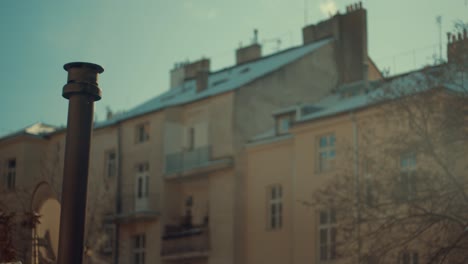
[250, 68, 467, 145]
[25, 123, 57, 135]
[96, 37, 333, 128]
[299, 70, 467, 123]
[0, 122, 57, 142]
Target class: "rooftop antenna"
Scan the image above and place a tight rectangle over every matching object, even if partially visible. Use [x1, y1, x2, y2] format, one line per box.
[436, 15, 442, 63]
[253, 29, 258, 44]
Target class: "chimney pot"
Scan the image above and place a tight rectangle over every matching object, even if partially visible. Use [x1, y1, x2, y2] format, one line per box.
[62, 62, 104, 101]
[464, 28, 467, 39]
[359, 1, 363, 8]
[458, 33, 463, 41]
[447, 32, 452, 43]
[354, 3, 359, 10]
[452, 35, 457, 42]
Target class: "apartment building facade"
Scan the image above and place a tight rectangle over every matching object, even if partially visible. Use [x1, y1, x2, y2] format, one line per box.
[0, 3, 384, 264]
[245, 48, 468, 263]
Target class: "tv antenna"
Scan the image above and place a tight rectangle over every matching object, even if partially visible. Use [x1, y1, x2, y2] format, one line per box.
[436, 15, 442, 63]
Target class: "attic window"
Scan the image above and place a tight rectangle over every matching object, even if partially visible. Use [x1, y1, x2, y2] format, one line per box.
[276, 114, 294, 135]
[212, 79, 228, 87]
[240, 67, 250, 74]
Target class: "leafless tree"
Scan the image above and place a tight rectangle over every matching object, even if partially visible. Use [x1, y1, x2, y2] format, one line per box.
[308, 36, 468, 264]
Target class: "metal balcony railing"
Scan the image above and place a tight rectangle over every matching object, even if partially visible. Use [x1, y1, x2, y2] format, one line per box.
[165, 146, 211, 174]
[161, 226, 210, 257]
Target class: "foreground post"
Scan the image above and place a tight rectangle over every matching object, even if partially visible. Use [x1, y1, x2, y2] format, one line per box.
[57, 62, 103, 264]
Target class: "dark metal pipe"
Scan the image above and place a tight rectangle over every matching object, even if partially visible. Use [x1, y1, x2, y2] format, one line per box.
[57, 62, 103, 264]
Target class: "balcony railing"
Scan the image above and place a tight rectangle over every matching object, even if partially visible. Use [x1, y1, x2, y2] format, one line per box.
[161, 225, 210, 259]
[165, 146, 234, 179]
[165, 146, 211, 174]
[113, 194, 160, 223]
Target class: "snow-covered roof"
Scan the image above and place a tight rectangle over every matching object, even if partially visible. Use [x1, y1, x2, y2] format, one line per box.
[250, 68, 468, 144]
[0, 123, 57, 142]
[25, 123, 57, 135]
[96, 37, 333, 128]
[298, 70, 467, 123]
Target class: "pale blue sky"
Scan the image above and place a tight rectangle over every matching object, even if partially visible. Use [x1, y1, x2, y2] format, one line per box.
[0, 0, 466, 136]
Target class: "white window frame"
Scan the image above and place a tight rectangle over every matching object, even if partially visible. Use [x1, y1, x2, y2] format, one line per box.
[317, 134, 336, 173]
[132, 234, 145, 264]
[318, 209, 337, 262]
[136, 163, 149, 199]
[267, 184, 282, 230]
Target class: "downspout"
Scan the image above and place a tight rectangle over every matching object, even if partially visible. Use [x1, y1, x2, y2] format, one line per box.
[114, 124, 123, 264]
[351, 112, 362, 263]
[290, 107, 301, 264]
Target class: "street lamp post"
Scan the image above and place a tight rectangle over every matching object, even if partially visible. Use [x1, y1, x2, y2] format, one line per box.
[57, 62, 103, 264]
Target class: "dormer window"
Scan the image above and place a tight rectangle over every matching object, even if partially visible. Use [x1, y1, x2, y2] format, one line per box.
[276, 114, 294, 135]
[280, 118, 290, 132]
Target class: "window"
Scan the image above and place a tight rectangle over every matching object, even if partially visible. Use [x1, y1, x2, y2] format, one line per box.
[106, 151, 116, 177]
[319, 209, 337, 262]
[6, 159, 16, 191]
[267, 184, 282, 230]
[135, 123, 149, 143]
[399, 251, 419, 264]
[399, 152, 417, 200]
[277, 115, 293, 135]
[136, 163, 149, 199]
[364, 174, 375, 206]
[317, 134, 336, 172]
[132, 234, 145, 264]
[187, 127, 195, 151]
[364, 159, 375, 206]
[102, 224, 114, 254]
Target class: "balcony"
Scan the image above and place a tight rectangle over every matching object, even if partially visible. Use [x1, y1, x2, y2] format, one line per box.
[165, 146, 233, 179]
[113, 194, 160, 223]
[161, 225, 210, 260]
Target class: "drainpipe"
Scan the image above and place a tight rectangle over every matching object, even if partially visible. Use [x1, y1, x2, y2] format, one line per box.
[290, 124, 297, 264]
[57, 62, 103, 264]
[351, 112, 362, 263]
[115, 124, 123, 264]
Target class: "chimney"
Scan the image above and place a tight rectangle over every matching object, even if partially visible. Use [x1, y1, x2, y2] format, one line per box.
[196, 70, 209, 93]
[303, 1, 367, 84]
[170, 58, 210, 89]
[236, 29, 262, 65]
[447, 29, 468, 65]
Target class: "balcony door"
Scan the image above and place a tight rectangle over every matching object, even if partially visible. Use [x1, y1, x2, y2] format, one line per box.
[135, 163, 149, 211]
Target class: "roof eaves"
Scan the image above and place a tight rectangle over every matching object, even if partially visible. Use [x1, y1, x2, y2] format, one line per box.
[95, 38, 334, 129]
[246, 133, 292, 148]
